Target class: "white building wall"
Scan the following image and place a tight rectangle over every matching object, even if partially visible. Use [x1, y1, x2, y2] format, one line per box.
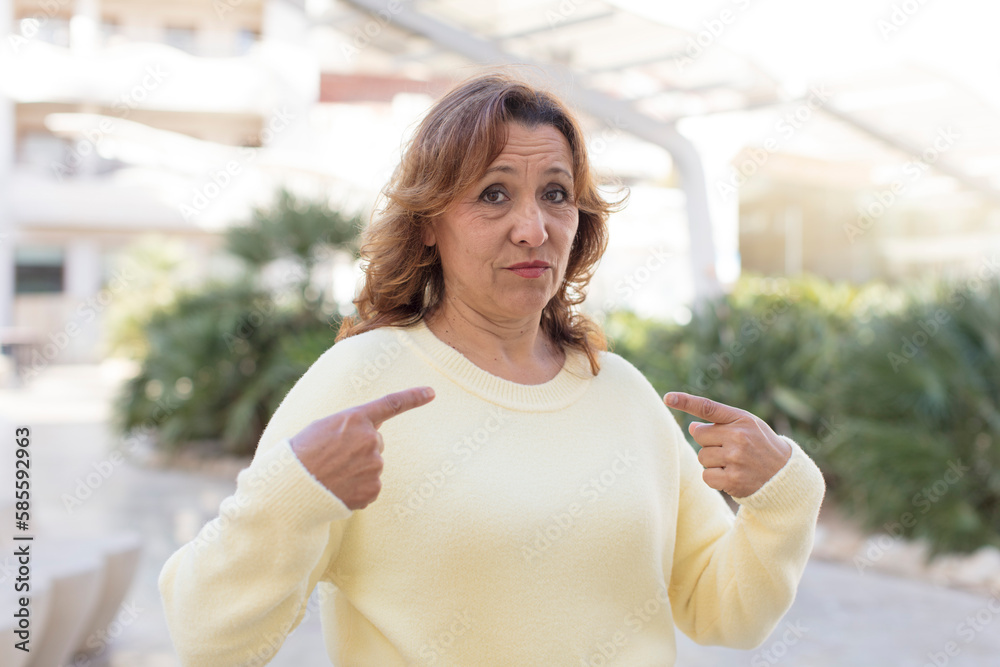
[0, 0, 14, 328]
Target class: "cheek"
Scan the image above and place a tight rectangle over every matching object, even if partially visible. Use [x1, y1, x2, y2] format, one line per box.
[441, 227, 501, 276]
[556, 212, 579, 250]
[464, 229, 504, 261]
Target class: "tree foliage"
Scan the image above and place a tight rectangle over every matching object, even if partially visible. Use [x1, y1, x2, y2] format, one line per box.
[113, 189, 360, 456]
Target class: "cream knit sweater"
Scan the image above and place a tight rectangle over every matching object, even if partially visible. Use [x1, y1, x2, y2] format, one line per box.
[159, 318, 826, 666]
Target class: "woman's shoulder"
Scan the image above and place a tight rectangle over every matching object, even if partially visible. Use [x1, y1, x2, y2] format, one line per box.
[326, 322, 406, 352]
[595, 348, 652, 384]
[587, 348, 663, 399]
[316, 324, 412, 373]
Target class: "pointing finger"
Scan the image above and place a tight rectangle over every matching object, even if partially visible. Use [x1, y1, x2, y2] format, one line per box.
[358, 386, 436, 428]
[665, 392, 743, 425]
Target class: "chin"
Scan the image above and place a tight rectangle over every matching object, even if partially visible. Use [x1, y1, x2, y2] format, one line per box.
[502, 299, 553, 320]
[495, 284, 560, 316]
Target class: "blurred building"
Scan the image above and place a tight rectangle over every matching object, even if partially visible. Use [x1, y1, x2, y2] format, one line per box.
[0, 0, 282, 363]
[739, 170, 1000, 284]
[0, 0, 723, 370]
[3, 0, 1000, 372]
[733, 92, 1000, 284]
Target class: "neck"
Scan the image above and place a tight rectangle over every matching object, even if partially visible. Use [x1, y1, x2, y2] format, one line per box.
[423, 300, 564, 385]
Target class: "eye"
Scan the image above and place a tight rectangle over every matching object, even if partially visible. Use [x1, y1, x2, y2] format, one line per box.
[544, 187, 570, 203]
[480, 187, 509, 204]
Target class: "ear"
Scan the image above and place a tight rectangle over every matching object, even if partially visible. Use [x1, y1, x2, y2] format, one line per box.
[421, 222, 436, 247]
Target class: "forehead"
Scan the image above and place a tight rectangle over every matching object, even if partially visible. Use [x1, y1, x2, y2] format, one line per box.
[487, 123, 574, 171]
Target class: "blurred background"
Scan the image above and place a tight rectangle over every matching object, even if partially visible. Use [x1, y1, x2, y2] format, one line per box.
[1, 0, 999, 664]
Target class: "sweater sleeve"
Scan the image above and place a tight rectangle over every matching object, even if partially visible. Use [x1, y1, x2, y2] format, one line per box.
[667, 422, 826, 650]
[158, 347, 358, 667]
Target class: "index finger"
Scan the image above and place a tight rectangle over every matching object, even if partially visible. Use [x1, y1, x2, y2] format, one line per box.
[358, 386, 436, 428]
[664, 392, 743, 424]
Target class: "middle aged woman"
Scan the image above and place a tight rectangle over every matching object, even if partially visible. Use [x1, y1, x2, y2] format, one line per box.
[159, 72, 826, 667]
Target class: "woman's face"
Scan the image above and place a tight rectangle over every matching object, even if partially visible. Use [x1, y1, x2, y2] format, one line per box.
[423, 122, 579, 326]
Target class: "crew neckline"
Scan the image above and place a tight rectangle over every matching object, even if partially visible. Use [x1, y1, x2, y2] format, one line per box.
[391, 318, 595, 412]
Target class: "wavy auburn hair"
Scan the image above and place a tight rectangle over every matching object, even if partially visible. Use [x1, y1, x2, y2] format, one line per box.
[335, 72, 619, 376]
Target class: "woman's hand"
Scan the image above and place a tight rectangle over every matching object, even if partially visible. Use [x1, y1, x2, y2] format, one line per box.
[289, 386, 436, 510]
[665, 391, 792, 498]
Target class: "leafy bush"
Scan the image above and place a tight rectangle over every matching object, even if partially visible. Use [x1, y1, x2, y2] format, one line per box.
[112, 189, 359, 456]
[825, 278, 1000, 555]
[606, 273, 1000, 555]
[605, 276, 880, 462]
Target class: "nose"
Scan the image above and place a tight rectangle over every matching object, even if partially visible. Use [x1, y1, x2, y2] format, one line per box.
[511, 198, 548, 247]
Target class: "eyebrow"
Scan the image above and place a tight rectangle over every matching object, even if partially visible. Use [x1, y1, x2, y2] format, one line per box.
[482, 165, 574, 180]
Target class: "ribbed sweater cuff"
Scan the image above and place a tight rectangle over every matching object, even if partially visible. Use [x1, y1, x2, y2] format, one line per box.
[240, 438, 354, 529]
[730, 435, 826, 521]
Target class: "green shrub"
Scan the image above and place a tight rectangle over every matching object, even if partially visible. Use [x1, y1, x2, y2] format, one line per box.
[825, 278, 1000, 555]
[606, 273, 1000, 555]
[113, 284, 339, 455]
[606, 275, 876, 464]
[112, 189, 358, 456]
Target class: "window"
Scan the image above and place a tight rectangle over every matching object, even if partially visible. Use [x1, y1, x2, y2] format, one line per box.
[17, 132, 67, 170]
[18, 16, 70, 47]
[163, 25, 198, 54]
[15, 246, 64, 294]
[235, 29, 258, 55]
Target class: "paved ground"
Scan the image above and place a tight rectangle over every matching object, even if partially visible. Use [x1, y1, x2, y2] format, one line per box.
[1, 364, 999, 666]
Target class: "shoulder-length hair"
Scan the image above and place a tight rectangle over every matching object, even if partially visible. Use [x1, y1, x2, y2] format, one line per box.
[335, 72, 622, 376]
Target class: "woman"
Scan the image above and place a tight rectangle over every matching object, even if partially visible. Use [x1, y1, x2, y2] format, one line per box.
[159, 72, 825, 666]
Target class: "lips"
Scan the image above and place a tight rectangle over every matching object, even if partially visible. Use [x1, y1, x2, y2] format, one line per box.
[506, 261, 550, 279]
[507, 261, 551, 270]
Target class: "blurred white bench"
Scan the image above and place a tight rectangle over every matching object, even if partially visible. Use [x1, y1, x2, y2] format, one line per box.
[0, 577, 50, 667]
[0, 527, 142, 667]
[0, 327, 43, 388]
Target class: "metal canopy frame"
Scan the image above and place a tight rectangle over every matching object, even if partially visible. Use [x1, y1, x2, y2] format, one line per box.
[322, 0, 1000, 303]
